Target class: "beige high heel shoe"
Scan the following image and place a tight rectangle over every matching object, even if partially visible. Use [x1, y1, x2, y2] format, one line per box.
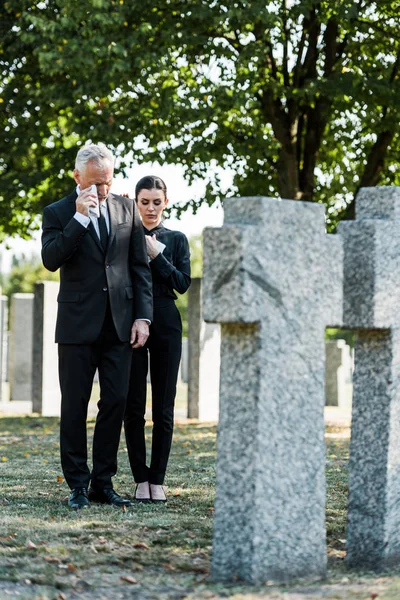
[135, 481, 151, 503]
[150, 484, 167, 503]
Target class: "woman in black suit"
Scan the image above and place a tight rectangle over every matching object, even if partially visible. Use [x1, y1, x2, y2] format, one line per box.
[124, 175, 191, 502]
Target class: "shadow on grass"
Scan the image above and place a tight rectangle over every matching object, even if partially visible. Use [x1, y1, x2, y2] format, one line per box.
[1, 416, 399, 599]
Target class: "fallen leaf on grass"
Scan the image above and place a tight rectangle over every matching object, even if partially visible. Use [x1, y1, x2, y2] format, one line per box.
[26, 540, 37, 549]
[98, 536, 106, 544]
[133, 542, 150, 550]
[1, 457, 8, 462]
[67, 563, 77, 572]
[174, 491, 181, 497]
[45, 556, 61, 564]
[0, 498, 9, 506]
[57, 475, 64, 483]
[122, 504, 127, 513]
[369, 594, 379, 599]
[58, 593, 67, 600]
[120, 575, 138, 584]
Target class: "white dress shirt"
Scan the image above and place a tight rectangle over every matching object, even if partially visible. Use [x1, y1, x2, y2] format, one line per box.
[73, 185, 109, 237]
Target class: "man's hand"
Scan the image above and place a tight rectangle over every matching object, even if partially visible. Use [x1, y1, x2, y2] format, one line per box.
[130, 320, 150, 348]
[145, 235, 161, 261]
[76, 186, 98, 216]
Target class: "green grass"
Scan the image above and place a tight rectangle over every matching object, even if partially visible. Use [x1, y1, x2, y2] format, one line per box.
[0, 418, 399, 599]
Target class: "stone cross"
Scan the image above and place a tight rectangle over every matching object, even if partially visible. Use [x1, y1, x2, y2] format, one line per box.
[203, 196, 343, 583]
[338, 186, 400, 568]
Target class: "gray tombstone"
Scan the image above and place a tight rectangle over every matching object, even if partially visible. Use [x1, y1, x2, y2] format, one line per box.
[187, 278, 220, 421]
[8, 293, 34, 410]
[338, 186, 400, 568]
[203, 196, 343, 583]
[325, 339, 352, 409]
[0, 295, 7, 402]
[187, 279, 201, 418]
[32, 281, 61, 416]
[180, 337, 188, 383]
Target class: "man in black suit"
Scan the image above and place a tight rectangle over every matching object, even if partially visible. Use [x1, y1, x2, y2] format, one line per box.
[42, 143, 152, 509]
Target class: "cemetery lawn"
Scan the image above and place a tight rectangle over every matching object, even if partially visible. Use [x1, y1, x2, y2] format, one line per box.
[0, 419, 400, 600]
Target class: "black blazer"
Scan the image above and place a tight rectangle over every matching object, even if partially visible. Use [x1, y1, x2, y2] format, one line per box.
[42, 191, 153, 344]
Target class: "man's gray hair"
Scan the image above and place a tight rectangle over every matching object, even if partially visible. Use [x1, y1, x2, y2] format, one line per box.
[75, 143, 115, 172]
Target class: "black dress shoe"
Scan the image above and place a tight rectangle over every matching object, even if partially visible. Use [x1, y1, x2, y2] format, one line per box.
[68, 488, 90, 510]
[88, 487, 134, 507]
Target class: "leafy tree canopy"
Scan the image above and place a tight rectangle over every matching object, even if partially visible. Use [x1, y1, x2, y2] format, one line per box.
[1, 0, 400, 238]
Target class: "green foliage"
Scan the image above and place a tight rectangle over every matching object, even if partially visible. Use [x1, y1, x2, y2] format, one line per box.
[325, 328, 355, 348]
[3, 255, 59, 300]
[1, 1, 400, 237]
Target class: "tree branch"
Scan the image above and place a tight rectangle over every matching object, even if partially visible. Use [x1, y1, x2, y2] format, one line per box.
[293, 23, 307, 88]
[282, 0, 290, 87]
[323, 18, 339, 76]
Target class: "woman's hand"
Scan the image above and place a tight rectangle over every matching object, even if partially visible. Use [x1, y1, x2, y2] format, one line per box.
[145, 234, 161, 260]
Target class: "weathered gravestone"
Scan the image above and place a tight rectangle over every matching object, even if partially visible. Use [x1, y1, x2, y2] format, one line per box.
[325, 339, 352, 408]
[8, 293, 34, 408]
[203, 196, 343, 583]
[32, 281, 61, 416]
[187, 278, 220, 421]
[0, 295, 7, 403]
[338, 186, 400, 568]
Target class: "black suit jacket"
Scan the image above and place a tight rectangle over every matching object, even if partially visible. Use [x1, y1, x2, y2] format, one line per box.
[42, 191, 153, 344]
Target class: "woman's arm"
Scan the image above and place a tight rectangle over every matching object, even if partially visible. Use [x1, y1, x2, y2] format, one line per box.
[150, 232, 191, 294]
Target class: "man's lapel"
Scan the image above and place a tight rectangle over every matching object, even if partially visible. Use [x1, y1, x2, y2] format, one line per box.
[107, 193, 119, 252]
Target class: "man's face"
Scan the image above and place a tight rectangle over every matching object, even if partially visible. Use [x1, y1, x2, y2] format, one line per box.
[74, 159, 114, 202]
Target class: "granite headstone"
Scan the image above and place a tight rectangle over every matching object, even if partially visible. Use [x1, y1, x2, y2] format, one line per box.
[8, 293, 34, 407]
[203, 196, 343, 583]
[32, 281, 61, 416]
[338, 186, 400, 567]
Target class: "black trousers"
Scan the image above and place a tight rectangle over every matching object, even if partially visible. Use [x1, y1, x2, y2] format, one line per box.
[124, 298, 182, 485]
[58, 303, 132, 490]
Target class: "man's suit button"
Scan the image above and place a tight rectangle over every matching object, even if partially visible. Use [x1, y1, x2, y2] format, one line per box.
[103, 287, 108, 292]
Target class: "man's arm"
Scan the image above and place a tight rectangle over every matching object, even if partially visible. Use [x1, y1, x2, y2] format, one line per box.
[42, 205, 88, 272]
[42, 189, 98, 272]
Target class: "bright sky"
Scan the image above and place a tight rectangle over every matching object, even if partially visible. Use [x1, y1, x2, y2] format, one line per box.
[0, 162, 227, 273]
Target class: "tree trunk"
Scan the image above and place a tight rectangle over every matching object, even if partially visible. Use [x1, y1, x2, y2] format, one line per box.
[276, 146, 301, 200]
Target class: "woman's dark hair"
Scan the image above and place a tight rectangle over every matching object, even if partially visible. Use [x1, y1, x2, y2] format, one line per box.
[135, 175, 167, 200]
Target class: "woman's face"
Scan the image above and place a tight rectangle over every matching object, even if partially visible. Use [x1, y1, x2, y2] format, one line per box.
[136, 187, 168, 229]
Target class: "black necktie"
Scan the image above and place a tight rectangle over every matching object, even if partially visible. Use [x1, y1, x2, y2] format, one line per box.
[98, 207, 109, 252]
